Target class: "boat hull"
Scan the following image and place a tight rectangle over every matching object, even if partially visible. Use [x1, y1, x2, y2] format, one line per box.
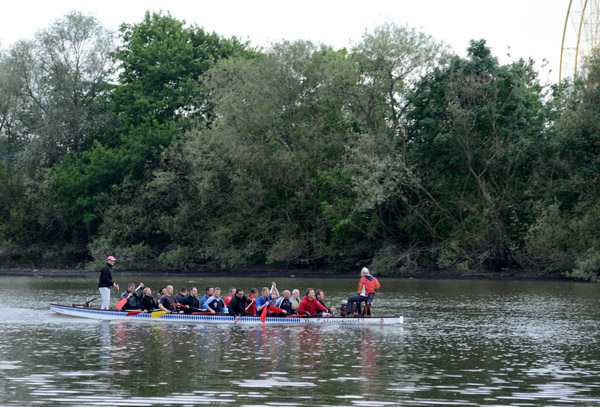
[50, 304, 403, 325]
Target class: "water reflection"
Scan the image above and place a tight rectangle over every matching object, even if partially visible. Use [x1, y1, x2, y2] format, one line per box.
[1, 277, 600, 406]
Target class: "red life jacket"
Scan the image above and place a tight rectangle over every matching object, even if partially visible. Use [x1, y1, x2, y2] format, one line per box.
[357, 275, 380, 296]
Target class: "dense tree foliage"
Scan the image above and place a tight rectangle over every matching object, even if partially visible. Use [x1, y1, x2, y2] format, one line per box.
[1, 13, 599, 280]
[50, 12, 250, 241]
[404, 40, 547, 272]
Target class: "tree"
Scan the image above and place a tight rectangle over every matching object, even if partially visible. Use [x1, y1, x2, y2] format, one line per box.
[320, 24, 447, 270]
[523, 51, 600, 280]
[407, 40, 547, 271]
[114, 41, 358, 268]
[108, 11, 251, 138]
[344, 23, 448, 140]
[51, 11, 250, 241]
[0, 51, 24, 171]
[111, 25, 448, 270]
[6, 11, 114, 175]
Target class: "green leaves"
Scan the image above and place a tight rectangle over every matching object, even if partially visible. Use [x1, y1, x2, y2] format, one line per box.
[406, 40, 547, 271]
[48, 12, 249, 240]
[4, 13, 599, 279]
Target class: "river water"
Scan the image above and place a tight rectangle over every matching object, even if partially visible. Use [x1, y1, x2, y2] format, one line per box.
[0, 274, 598, 406]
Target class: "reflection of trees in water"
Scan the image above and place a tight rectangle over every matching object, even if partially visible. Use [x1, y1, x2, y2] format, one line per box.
[225, 325, 294, 374]
[357, 331, 381, 396]
[95, 322, 398, 401]
[98, 323, 217, 393]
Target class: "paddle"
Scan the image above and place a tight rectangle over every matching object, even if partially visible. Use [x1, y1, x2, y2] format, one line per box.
[150, 310, 167, 319]
[115, 284, 142, 310]
[114, 297, 128, 310]
[84, 295, 101, 306]
[260, 284, 278, 323]
[173, 302, 205, 313]
[259, 305, 284, 323]
[233, 298, 255, 325]
[260, 303, 269, 323]
[126, 310, 143, 316]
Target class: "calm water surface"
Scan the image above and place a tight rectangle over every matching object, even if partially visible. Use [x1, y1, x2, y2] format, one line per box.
[0, 275, 599, 406]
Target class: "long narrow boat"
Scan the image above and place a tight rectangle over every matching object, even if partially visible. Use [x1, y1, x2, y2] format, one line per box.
[50, 304, 403, 326]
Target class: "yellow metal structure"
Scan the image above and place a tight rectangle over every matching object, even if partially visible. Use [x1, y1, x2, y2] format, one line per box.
[560, 0, 600, 82]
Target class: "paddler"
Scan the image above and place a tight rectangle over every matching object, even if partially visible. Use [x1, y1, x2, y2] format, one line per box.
[290, 289, 301, 311]
[119, 282, 145, 310]
[256, 283, 278, 316]
[157, 285, 182, 313]
[228, 289, 254, 322]
[140, 287, 158, 312]
[316, 289, 336, 314]
[297, 288, 330, 317]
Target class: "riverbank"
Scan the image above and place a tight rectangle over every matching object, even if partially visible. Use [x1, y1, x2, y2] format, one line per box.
[0, 266, 571, 281]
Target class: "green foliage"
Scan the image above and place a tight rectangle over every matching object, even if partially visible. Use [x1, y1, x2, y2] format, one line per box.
[4, 13, 600, 280]
[88, 235, 155, 270]
[567, 249, 600, 282]
[6, 12, 114, 174]
[108, 11, 250, 134]
[157, 246, 200, 270]
[406, 39, 547, 271]
[50, 11, 250, 239]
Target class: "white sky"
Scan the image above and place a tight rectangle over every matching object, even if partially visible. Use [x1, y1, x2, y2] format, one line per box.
[0, 0, 575, 84]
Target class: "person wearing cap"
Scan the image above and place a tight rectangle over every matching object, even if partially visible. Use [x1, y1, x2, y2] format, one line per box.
[98, 256, 119, 310]
[346, 267, 380, 316]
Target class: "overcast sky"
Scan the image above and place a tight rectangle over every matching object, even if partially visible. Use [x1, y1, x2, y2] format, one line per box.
[0, 0, 574, 84]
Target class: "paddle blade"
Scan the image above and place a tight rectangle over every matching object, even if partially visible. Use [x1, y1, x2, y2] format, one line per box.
[269, 306, 283, 313]
[126, 310, 143, 316]
[151, 311, 167, 319]
[260, 305, 268, 323]
[115, 297, 127, 310]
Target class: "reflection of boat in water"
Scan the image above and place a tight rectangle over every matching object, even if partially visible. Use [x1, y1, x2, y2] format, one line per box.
[50, 304, 403, 325]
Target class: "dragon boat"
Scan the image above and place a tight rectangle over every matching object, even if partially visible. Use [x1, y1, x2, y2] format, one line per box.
[50, 303, 404, 325]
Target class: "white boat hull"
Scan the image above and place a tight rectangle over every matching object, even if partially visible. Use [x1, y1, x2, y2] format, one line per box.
[50, 304, 403, 325]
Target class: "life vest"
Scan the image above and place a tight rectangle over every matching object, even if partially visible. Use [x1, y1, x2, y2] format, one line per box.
[358, 275, 380, 296]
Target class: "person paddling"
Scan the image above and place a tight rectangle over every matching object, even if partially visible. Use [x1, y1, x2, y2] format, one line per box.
[140, 287, 158, 312]
[224, 287, 236, 308]
[297, 288, 330, 317]
[199, 286, 214, 310]
[98, 256, 118, 310]
[245, 288, 259, 315]
[316, 289, 336, 315]
[183, 287, 200, 311]
[206, 287, 226, 314]
[274, 289, 294, 315]
[256, 283, 277, 316]
[119, 282, 144, 310]
[229, 288, 254, 322]
[176, 287, 188, 304]
[158, 285, 182, 314]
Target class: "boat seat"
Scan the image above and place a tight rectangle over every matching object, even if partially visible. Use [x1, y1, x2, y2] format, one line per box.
[361, 292, 375, 316]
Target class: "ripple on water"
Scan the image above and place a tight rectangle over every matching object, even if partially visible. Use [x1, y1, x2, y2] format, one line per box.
[0, 361, 20, 370]
[235, 377, 317, 388]
[2, 277, 600, 406]
[48, 394, 237, 406]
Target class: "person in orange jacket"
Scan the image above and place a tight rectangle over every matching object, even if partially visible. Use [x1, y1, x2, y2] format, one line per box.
[346, 267, 380, 316]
